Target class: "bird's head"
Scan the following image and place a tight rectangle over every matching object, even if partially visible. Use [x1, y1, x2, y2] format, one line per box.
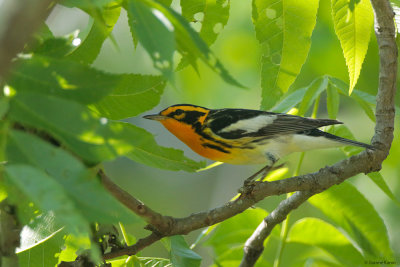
[143, 104, 210, 126]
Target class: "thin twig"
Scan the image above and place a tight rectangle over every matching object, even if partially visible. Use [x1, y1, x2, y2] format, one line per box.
[100, 171, 174, 233]
[103, 232, 162, 260]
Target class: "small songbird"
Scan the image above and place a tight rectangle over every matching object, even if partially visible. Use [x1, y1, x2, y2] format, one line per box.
[144, 104, 373, 166]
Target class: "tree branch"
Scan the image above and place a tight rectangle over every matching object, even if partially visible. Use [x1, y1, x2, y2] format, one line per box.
[102, 0, 396, 261]
[103, 232, 161, 260]
[239, 0, 397, 265]
[239, 191, 314, 267]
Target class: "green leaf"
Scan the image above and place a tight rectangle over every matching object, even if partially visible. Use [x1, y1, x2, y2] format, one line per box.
[58, 233, 102, 264]
[61, 0, 120, 9]
[125, 123, 206, 172]
[9, 92, 204, 171]
[206, 208, 271, 261]
[326, 83, 340, 119]
[177, 0, 230, 70]
[92, 75, 166, 119]
[0, 97, 9, 119]
[253, 0, 319, 109]
[351, 93, 376, 122]
[127, 0, 175, 81]
[67, 2, 122, 64]
[308, 182, 393, 258]
[328, 76, 379, 120]
[127, 0, 243, 88]
[331, 0, 373, 94]
[164, 236, 202, 267]
[297, 77, 328, 116]
[30, 34, 76, 58]
[8, 56, 116, 104]
[270, 87, 307, 113]
[0, 102, 9, 163]
[17, 212, 62, 253]
[287, 218, 364, 266]
[109, 256, 171, 266]
[8, 92, 123, 162]
[181, 0, 230, 46]
[17, 213, 65, 267]
[4, 164, 90, 234]
[32, 23, 54, 41]
[7, 130, 139, 223]
[367, 172, 400, 206]
[18, 220, 65, 267]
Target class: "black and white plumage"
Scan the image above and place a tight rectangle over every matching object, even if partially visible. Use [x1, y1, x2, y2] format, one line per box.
[201, 108, 373, 164]
[144, 104, 374, 165]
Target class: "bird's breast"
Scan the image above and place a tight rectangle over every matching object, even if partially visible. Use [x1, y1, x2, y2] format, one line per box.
[160, 119, 234, 162]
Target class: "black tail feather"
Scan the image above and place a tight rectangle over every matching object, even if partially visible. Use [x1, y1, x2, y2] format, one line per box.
[304, 129, 375, 149]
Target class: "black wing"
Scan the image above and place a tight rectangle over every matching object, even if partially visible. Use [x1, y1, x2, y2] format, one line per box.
[206, 108, 342, 139]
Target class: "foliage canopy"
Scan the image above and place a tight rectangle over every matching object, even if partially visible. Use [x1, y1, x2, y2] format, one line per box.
[0, 0, 399, 266]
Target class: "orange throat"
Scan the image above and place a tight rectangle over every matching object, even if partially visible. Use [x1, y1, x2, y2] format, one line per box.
[160, 118, 232, 162]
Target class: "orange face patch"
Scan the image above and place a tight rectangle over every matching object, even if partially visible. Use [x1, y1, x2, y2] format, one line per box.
[160, 118, 233, 162]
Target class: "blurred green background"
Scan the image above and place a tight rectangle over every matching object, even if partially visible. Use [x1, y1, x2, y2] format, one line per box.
[44, 0, 399, 264]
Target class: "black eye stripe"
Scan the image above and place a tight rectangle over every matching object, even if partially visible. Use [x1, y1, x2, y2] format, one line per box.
[168, 109, 184, 117]
[175, 109, 183, 115]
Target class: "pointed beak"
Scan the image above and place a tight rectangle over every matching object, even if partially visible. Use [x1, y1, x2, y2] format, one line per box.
[143, 114, 168, 121]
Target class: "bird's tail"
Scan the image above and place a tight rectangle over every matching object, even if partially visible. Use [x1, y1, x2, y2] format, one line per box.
[322, 131, 375, 150]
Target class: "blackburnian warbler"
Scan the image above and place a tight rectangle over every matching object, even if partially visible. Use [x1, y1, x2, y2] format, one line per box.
[144, 104, 373, 166]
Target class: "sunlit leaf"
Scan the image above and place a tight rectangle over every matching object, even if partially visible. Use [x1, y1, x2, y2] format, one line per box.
[7, 130, 139, 223]
[331, 0, 373, 94]
[9, 92, 204, 171]
[58, 233, 102, 264]
[287, 218, 364, 266]
[309, 182, 393, 258]
[8, 92, 125, 162]
[108, 256, 171, 266]
[18, 218, 65, 267]
[8, 56, 117, 104]
[196, 161, 224, 172]
[93, 75, 166, 119]
[67, 2, 122, 64]
[253, 0, 319, 109]
[4, 164, 90, 235]
[17, 212, 62, 253]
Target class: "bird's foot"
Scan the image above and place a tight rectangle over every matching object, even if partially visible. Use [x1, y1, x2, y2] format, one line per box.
[237, 163, 286, 198]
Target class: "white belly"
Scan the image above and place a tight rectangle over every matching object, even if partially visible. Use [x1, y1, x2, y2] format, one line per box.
[226, 134, 343, 165]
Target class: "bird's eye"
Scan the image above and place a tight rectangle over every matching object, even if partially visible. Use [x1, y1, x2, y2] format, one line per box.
[174, 109, 184, 115]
